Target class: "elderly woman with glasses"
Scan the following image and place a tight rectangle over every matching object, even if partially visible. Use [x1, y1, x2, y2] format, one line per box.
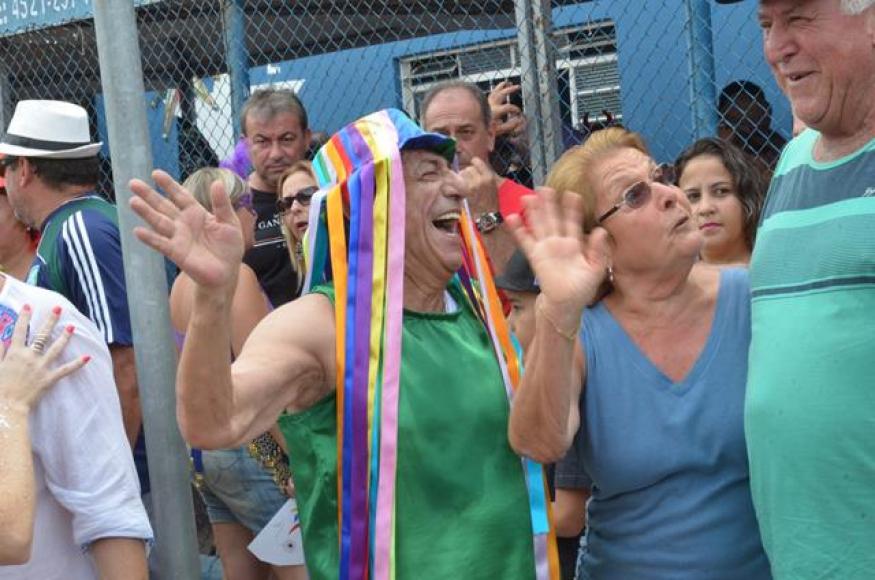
[275, 161, 318, 297]
[170, 167, 306, 580]
[508, 128, 771, 580]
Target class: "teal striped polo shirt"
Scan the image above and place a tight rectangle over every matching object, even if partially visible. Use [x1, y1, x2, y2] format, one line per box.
[745, 129, 875, 579]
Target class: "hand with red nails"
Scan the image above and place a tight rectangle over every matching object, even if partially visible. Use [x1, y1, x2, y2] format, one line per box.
[0, 304, 90, 413]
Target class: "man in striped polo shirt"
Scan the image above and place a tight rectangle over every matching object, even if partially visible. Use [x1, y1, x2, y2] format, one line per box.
[0, 100, 146, 482]
[746, 1, 875, 578]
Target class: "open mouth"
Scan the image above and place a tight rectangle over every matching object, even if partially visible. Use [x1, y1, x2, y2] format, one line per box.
[432, 210, 461, 234]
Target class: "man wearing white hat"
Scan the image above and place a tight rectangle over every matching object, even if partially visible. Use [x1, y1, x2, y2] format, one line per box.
[0, 100, 151, 577]
[0, 100, 142, 445]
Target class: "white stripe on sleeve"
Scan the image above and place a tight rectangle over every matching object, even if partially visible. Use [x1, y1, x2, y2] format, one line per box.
[61, 212, 115, 344]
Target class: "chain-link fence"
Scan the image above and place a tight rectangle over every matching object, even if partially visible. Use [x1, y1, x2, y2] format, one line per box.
[0, 0, 790, 195]
[0, 1, 789, 577]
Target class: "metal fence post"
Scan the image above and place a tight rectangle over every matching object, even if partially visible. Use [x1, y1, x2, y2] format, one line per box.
[684, 0, 719, 139]
[92, 2, 200, 579]
[515, 0, 562, 185]
[223, 0, 251, 141]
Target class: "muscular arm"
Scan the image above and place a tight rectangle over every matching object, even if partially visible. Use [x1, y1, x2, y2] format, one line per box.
[109, 346, 141, 447]
[177, 289, 335, 450]
[509, 295, 585, 463]
[90, 537, 147, 580]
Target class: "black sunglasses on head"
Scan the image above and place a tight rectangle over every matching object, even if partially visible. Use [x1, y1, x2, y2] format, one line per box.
[276, 185, 318, 214]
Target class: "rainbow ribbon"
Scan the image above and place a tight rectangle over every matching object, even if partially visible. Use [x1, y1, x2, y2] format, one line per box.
[305, 109, 559, 580]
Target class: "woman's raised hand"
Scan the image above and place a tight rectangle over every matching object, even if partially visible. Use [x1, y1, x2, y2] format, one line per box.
[129, 170, 244, 290]
[506, 188, 611, 314]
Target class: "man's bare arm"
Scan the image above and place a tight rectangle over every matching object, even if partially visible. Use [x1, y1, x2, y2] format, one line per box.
[108, 346, 140, 447]
[554, 487, 590, 538]
[178, 290, 335, 450]
[90, 537, 147, 580]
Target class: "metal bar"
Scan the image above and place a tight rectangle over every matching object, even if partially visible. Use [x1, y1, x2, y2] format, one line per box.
[92, 2, 200, 579]
[532, 0, 562, 175]
[0, 67, 10, 131]
[684, 0, 719, 139]
[223, 0, 251, 141]
[515, 0, 547, 185]
[515, 0, 561, 185]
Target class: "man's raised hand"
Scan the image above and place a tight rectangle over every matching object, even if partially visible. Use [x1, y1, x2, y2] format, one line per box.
[129, 170, 244, 290]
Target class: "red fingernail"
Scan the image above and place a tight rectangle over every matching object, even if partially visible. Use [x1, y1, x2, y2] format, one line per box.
[82, 355, 91, 364]
[66, 325, 75, 334]
[22, 304, 31, 312]
[52, 306, 62, 315]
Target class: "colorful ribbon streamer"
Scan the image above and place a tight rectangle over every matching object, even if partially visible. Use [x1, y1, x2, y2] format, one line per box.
[305, 108, 559, 580]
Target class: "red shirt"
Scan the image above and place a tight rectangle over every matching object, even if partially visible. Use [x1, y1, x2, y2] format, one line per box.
[497, 178, 533, 219]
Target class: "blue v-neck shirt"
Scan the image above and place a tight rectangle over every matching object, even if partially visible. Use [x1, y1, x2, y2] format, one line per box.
[556, 268, 771, 580]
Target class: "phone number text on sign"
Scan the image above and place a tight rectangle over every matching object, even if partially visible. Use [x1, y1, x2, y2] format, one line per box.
[0, 0, 89, 28]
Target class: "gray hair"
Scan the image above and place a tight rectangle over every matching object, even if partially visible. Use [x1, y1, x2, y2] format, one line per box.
[420, 80, 492, 129]
[842, 0, 875, 14]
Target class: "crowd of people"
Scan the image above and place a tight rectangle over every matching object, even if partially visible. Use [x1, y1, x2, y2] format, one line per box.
[0, 0, 872, 578]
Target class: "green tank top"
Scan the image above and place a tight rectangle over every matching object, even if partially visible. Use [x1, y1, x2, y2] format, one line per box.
[278, 282, 536, 580]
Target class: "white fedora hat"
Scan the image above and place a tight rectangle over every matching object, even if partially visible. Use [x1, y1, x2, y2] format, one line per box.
[0, 100, 102, 159]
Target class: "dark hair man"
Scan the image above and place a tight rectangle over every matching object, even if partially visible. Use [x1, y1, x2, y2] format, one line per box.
[241, 88, 311, 306]
[0, 99, 151, 578]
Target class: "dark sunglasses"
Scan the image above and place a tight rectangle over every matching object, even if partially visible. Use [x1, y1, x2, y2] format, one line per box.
[0, 156, 19, 170]
[276, 185, 317, 214]
[596, 163, 676, 224]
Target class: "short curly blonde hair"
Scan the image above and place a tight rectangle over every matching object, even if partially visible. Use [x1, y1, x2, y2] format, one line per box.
[545, 127, 649, 234]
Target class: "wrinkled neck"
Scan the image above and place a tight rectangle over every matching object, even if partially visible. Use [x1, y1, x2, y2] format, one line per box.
[403, 270, 450, 313]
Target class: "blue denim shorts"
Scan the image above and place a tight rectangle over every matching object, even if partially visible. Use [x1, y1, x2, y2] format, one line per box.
[197, 446, 288, 533]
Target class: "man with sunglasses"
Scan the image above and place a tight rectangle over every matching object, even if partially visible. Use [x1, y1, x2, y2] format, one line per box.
[0, 99, 146, 450]
[0, 100, 152, 578]
[240, 88, 312, 306]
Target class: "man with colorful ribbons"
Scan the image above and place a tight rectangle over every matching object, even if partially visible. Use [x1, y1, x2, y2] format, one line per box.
[129, 109, 562, 579]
